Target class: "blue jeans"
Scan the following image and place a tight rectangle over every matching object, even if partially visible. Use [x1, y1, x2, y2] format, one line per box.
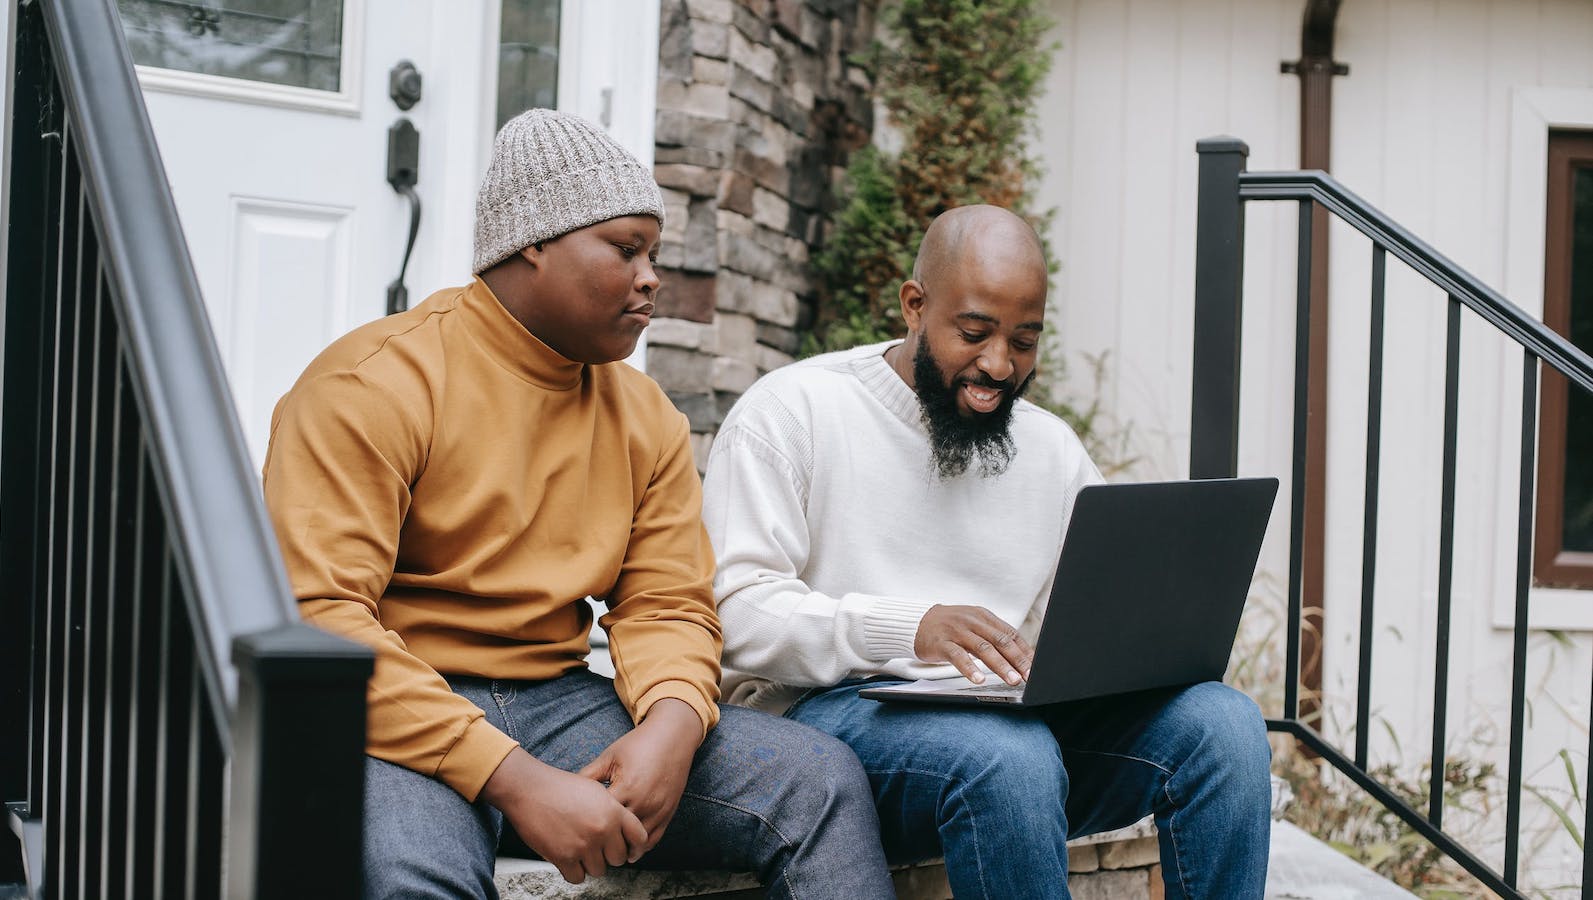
[362, 669, 893, 900]
[787, 680, 1272, 899]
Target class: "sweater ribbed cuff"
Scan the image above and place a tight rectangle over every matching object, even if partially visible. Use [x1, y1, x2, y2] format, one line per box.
[434, 716, 520, 803]
[635, 680, 720, 739]
[860, 595, 940, 662]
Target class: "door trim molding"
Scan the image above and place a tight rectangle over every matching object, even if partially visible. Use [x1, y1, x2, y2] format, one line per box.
[1490, 87, 1593, 631]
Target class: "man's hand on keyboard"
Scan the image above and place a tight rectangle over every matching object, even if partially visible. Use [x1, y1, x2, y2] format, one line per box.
[914, 605, 1032, 685]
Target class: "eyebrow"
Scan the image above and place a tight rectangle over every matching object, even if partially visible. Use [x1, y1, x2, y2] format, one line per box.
[617, 230, 662, 251]
[955, 311, 1044, 331]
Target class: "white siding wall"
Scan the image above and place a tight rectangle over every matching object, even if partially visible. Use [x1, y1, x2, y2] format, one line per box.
[1037, 0, 1593, 889]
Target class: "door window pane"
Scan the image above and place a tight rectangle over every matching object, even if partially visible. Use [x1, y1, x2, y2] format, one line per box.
[117, 1, 344, 92]
[497, 0, 560, 127]
[1563, 165, 1593, 551]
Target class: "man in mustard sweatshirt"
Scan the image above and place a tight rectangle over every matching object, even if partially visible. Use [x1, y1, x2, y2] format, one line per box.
[262, 109, 892, 899]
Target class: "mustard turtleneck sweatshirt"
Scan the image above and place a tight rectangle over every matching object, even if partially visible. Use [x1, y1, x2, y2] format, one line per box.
[262, 278, 721, 802]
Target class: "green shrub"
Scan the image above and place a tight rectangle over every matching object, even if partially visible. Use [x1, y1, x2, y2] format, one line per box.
[810, 0, 1055, 354]
[808, 0, 1126, 457]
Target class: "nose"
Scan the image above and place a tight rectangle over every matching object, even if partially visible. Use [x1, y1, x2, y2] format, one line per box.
[977, 340, 1015, 384]
[635, 258, 660, 295]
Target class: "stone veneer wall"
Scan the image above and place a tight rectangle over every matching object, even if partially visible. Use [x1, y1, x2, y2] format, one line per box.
[650, 0, 878, 467]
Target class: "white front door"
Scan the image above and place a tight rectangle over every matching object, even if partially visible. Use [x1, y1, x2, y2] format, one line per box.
[124, 0, 657, 465]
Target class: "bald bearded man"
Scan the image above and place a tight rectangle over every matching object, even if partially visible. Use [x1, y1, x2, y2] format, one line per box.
[701, 206, 1273, 899]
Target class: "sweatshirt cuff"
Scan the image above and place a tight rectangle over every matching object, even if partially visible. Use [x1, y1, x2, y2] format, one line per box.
[434, 716, 519, 803]
[860, 595, 940, 661]
[636, 679, 720, 740]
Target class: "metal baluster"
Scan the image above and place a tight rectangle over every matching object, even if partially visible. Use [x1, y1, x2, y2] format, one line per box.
[1503, 350, 1537, 886]
[1429, 297, 1462, 828]
[60, 162, 100, 899]
[1355, 245, 1387, 771]
[150, 549, 175, 898]
[100, 346, 135, 899]
[160, 594, 198, 893]
[49, 153, 87, 895]
[184, 656, 201, 900]
[1585, 665, 1593, 900]
[1, 7, 61, 864]
[1286, 199, 1314, 723]
[78, 248, 112, 899]
[127, 500, 165, 895]
[191, 696, 224, 897]
[35, 111, 73, 882]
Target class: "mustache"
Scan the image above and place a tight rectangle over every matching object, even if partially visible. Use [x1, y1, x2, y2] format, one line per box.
[959, 372, 1018, 392]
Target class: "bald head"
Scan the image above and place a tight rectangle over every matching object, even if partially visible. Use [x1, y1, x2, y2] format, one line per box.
[912, 205, 1047, 299]
[888, 205, 1048, 478]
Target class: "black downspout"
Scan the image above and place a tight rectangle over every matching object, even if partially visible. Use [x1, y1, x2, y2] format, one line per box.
[1281, 0, 1347, 728]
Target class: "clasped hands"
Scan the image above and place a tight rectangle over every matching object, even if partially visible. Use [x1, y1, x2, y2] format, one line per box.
[480, 697, 701, 885]
[483, 607, 1024, 884]
[913, 603, 1034, 685]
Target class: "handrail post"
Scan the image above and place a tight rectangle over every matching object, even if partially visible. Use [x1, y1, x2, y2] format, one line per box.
[228, 624, 372, 900]
[1190, 136, 1250, 479]
[2, 1, 53, 885]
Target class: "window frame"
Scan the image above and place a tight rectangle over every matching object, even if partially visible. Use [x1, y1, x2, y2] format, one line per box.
[1534, 129, 1593, 589]
[127, 0, 366, 116]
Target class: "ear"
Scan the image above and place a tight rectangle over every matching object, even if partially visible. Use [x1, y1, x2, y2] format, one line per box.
[518, 242, 546, 271]
[899, 279, 927, 330]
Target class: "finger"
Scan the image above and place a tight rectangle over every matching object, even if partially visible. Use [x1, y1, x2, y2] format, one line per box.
[603, 826, 630, 868]
[554, 859, 585, 885]
[943, 640, 984, 683]
[645, 804, 679, 852]
[603, 773, 641, 810]
[634, 800, 673, 853]
[621, 807, 649, 864]
[581, 847, 607, 880]
[578, 751, 614, 783]
[974, 616, 1034, 681]
[965, 634, 1022, 685]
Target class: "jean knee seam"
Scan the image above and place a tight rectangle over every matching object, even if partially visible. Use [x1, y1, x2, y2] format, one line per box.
[679, 790, 797, 851]
[893, 768, 991, 899]
[1054, 745, 1175, 777]
[943, 772, 993, 900]
[1163, 781, 1194, 898]
[862, 766, 955, 783]
[966, 801, 993, 900]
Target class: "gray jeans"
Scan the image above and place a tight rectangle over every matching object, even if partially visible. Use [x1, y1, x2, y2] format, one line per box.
[361, 669, 893, 900]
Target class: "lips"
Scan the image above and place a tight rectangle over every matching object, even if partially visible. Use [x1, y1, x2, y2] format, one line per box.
[961, 382, 1003, 414]
[623, 302, 654, 325]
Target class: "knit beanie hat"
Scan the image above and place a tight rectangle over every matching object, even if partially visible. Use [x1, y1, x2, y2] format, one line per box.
[473, 108, 666, 274]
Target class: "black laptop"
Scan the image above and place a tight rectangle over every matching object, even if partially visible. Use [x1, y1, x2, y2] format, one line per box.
[858, 477, 1279, 707]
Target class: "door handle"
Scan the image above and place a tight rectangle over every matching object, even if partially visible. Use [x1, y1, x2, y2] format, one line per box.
[386, 117, 421, 315]
[389, 59, 422, 110]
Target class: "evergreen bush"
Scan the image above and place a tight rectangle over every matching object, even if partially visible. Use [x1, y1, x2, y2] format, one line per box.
[809, 0, 1116, 452]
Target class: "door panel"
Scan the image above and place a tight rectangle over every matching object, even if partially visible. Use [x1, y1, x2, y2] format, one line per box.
[131, 0, 657, 464]
[133, 0, 455, 464]
[226, 197, 353, 443]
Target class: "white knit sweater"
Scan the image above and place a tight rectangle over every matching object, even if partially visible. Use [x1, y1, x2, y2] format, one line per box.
[702, 341, 1103, 713]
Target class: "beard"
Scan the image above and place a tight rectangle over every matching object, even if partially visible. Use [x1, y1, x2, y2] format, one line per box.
[911, 335, 1033, 480]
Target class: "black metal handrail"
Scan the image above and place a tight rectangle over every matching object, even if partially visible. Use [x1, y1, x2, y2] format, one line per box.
[2, 1, 371, 897]
[1191, 136, 1593, 899]
[1238, 170, 1593, 397]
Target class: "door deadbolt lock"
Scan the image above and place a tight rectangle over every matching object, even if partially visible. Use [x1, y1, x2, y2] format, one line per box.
[389, 60, 422, 110]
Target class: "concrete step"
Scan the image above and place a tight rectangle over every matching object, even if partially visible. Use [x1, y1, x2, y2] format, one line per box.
[495, 816, 1415, 900]
[1264, 820, 1417, 900]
